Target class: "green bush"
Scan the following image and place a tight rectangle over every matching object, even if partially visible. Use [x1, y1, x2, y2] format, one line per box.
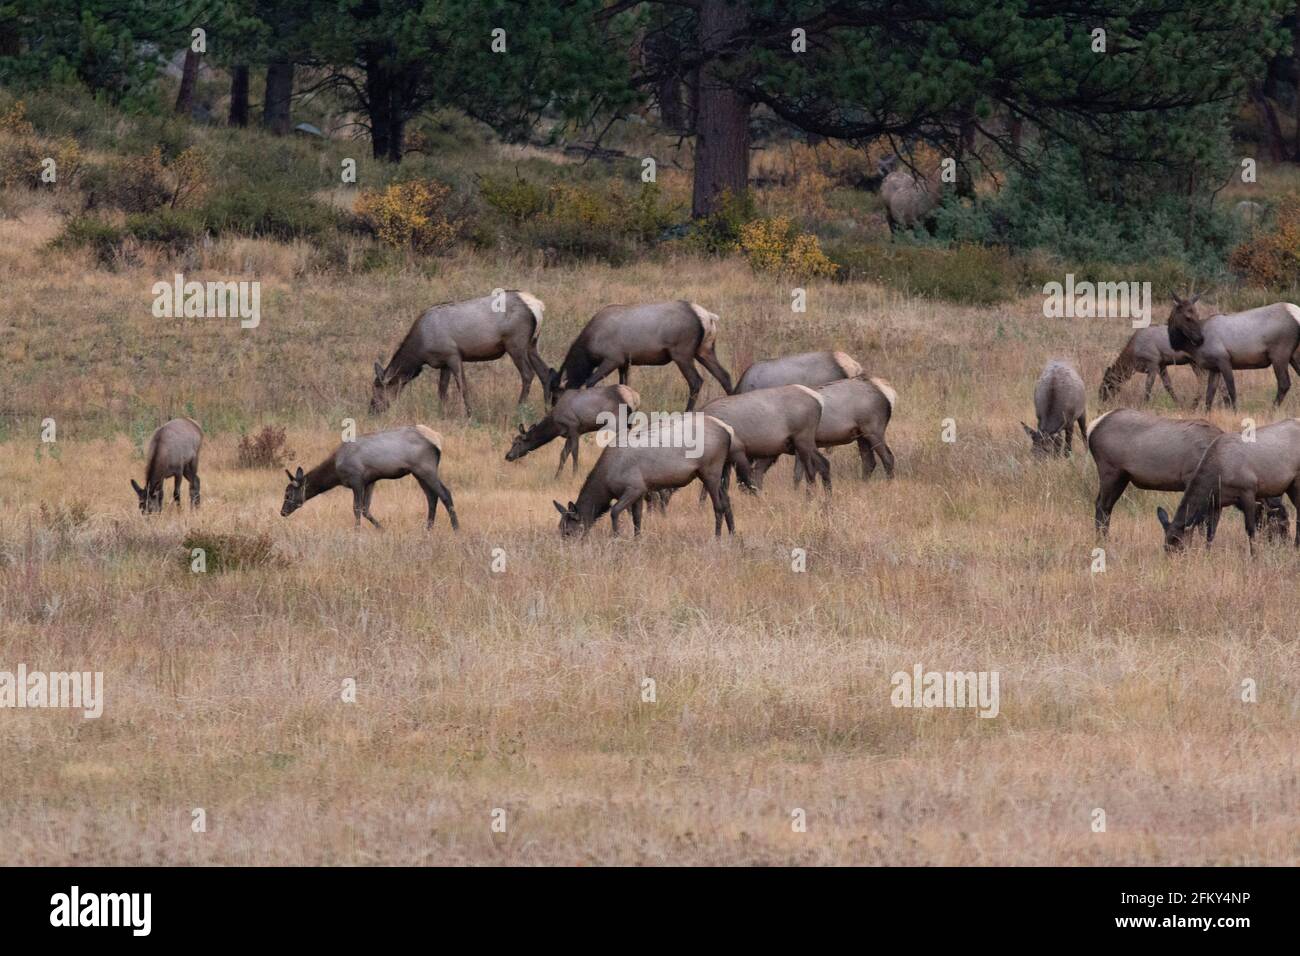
[479, 174, 547, 223]
[201, 185, 337, 240]
[181, 530, 281, 573]
[682, 190, 757, 255]
[125, 208, 205, 250]
[51, 217, 125, 267]
[828, 242, 1021, 305]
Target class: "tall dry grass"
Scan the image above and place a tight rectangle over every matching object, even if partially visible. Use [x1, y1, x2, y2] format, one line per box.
[0, 221, 1297, 864]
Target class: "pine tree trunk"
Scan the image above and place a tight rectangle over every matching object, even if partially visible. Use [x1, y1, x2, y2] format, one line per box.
[263, 61, 294, 135]
[229, 65, 250, 127]
[174, 48, 201, 116]
[365, 61, 405, 162]
[691, 0, 750, 218]
[1293, 3, 1300, 161]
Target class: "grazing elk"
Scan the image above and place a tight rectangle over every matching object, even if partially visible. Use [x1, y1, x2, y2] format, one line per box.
[554, 414, 751, 538]
[1022, 360, 1087, 457]
[131, 417, 202, 513]
[1165, 294, 1300, 409]
[506, 384, 640, 476]
[735, 350, 862, 393]
[699, 384, 831, 492]
[281, 425, 457, 531]
[751, 377, 897, 484]
[1086, 409, 1288, 540]
[370, 291, 549, 416]
[1157, 419, 1300, 554]
[1097, 325, 1199, 403]
[878, 154, 943, 234]
[552, 301, 732, 411]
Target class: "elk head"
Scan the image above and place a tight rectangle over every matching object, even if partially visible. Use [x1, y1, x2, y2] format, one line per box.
[130, 478, 164, 514]
[281, 467, 306, 517]
[553, 499, 584, 538]
[1021, 422, 1061, 458]
[505, 423, 537, 462]
[369, 360, 402, 414]
[1166, 292, 1205, 354]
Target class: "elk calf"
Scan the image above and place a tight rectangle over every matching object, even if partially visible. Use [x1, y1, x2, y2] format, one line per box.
[1023, 360, 1086, 457]
[131, 417, 202, 514]
[371, 291, 549, 416]
[506, 385, 639, 476]
[553, 301, 731, 410]
[281, 425, 457, 531]
[555, 415, 749, 538]
[1157, 419, 1300, 554]
[735, 350, 862, 393]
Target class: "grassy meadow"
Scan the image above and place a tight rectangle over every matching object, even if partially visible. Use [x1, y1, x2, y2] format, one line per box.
[2, 187, 1298, 865]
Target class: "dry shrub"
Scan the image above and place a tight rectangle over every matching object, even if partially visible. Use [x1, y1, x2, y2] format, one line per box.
[737, 216, 838, 279]
[237, 425, 292, 469]
[84, 146, 209, 213]
[1229, 195, 1299, 288]
[355, 179, 458, 254]
[0, 101, 84, 191]
[181, 530, 280, 572]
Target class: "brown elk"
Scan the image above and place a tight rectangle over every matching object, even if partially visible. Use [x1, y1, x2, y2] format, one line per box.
[281, 425, 457, 530]
[1022, 360, 1087, 457]
[506, 384, 639, 476]
[131, 417, 202, 513]
[554, 414, 752, 538]
[699, 384, 831, 492]
[1165, 295, 1300, 409]
[751, 376, 896, 484]
[1098, 325, 1201, 403]
[878, 154, 943, 234]
[734, 350, 862, 393]
[552, 301, 732, 410]
[1157, 419, 1300, 554]
[1087, 409, 1288, 540]
[370, 291, 549, 416]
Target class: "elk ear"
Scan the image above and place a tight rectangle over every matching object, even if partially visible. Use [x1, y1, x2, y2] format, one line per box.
[553, 500, 568, 515]
[567, 501, 576, 512]
[1156, 507, 1171, 531]
[517, 423, 526, 435]
[130, 479, 144, 497]
[1189, 293, 1201, 305]
[295, 466, 304, 481]
[1171, 292, 1184, 306]
[1020, 422, 1037, 440]
[373, 360, 386, 382]
[285, 469, 296, 482]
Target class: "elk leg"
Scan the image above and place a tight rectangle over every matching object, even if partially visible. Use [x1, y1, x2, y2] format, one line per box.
[857, 438, 877, 479]
[185, 461, 201, 508]
[437, 368, 452, 407]
[1158, 367, 1179, 403]
[1202, 369, 1219, 410]
[569, 429, 581, 476]
[608, 488, 643, 536]
[792, 454, 805, 487]
[618, 363, 629, 386]
[350, 485, 365, 529]
[528, 348, 553, 405]
[555, 438, 569, 478]
[702, 475, 732, 537]
[630, 497, 644, 536]
[1272, 357, 1291, 405]
[1063, 426, 1073, 457]
[695, 351, 734, 394]
[582, 357, 622, 388]
[173, 475, 182, 508]
[361, 483, 383, 530]
[1288, 482, 1300, 548]
[1220, 366, 1238, 410]
[507, 347, 534, 405]
[1240, 491, 1258, 556]
[416, 476, 439, 528]
[447, 358, 471, 416]
[1143, 369, 1156, 402]
[750, 456, 775, 488]
[673, 357, 705, 411]
[432, 479, 458, 530]
[1094, 471, 1130, 537]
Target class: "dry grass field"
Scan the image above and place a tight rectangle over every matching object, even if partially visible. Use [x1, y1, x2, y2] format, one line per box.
[1, 195, 1298, 865]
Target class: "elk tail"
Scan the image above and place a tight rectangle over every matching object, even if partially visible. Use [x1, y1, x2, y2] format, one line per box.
[515, 290, 545, 344]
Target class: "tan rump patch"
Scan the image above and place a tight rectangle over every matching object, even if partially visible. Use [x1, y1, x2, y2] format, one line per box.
[1085, 410, 1115, 439]
[833, 351, 863, 378]
[1285, 303, 1300, 327]
[791, 383, 826, 408]
[414, 425, 443, 450]
[614, 385, 640, 410]
[516, 291, 545, 328]
[868, 377, 897, 410]
[689, 303, 719, 352]
[703, 414, 736, 441]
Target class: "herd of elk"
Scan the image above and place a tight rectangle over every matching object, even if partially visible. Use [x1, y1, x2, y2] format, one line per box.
[125, 286, 1300, 554]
